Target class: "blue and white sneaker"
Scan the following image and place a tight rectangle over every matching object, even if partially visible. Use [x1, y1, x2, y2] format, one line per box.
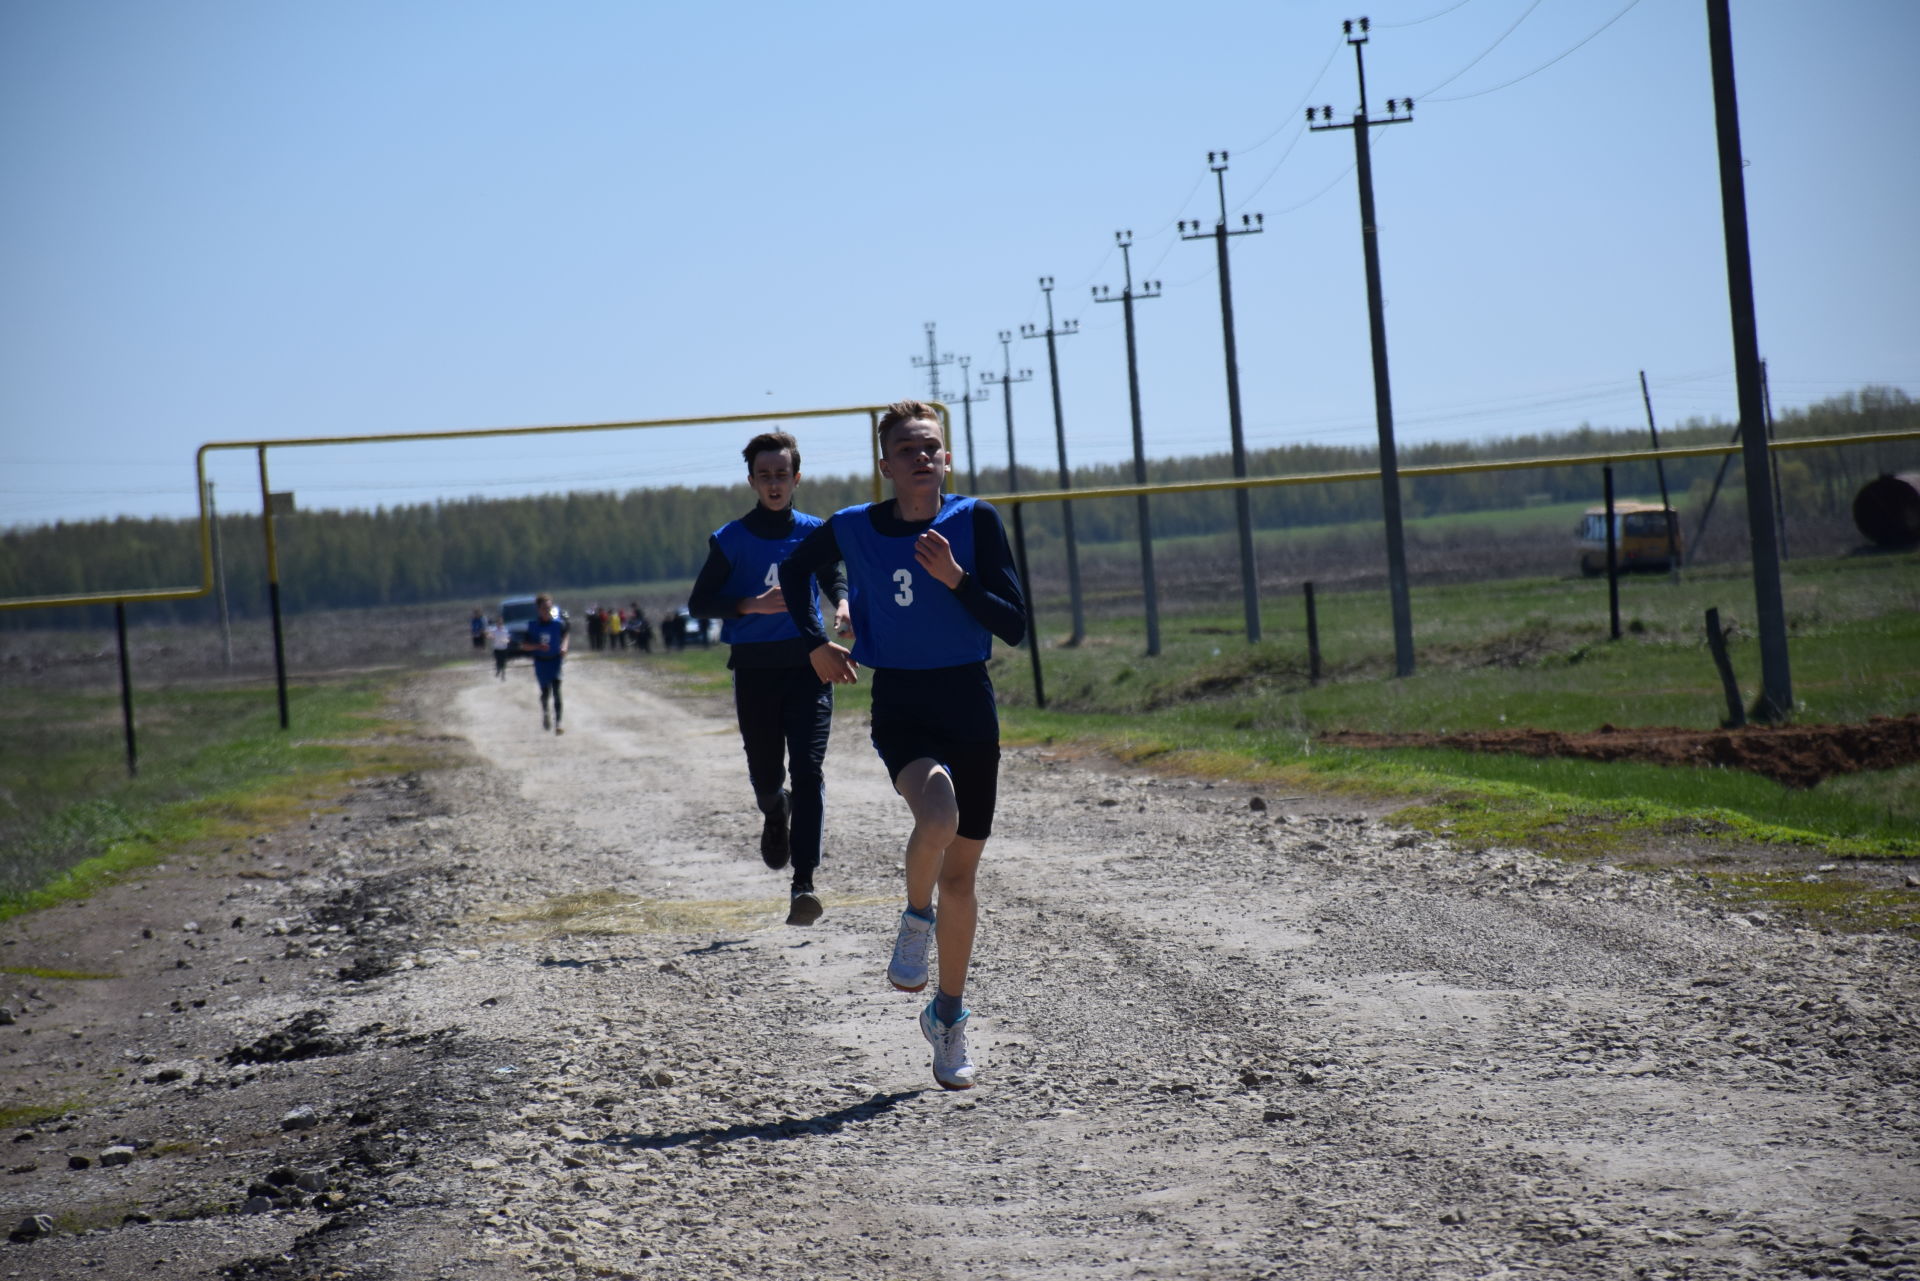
[886, 910, 934, 992]
[919, 1003, 976, 1090]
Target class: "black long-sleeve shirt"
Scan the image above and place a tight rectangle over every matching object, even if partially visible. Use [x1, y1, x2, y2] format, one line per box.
[688, 505, 848, 670]
[776, 499, 1027, 657]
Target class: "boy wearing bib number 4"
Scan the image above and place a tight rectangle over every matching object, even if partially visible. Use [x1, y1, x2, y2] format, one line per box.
[688, 431, 850, 926]
[778, 401, 1027, 1090]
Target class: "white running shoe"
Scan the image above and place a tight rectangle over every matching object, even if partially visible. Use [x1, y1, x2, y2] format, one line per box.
[919, 1004, 976, 1090]
[886, 910, 934, 992]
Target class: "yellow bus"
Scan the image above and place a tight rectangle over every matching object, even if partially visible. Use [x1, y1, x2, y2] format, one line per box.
[1576, 502, 1682, 576]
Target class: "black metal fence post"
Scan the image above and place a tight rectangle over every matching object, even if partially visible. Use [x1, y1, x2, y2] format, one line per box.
[1604, 465, 1621, 640]
[1011, 503, 1045, 709]
[1304, 582, 1322, 685]
[115, 601, 138, 777]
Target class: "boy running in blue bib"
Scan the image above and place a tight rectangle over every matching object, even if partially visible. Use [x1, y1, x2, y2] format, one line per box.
[522, 593, 569, 735]
[779, 401, 1026, 1089]
[689, 431, 850, 926]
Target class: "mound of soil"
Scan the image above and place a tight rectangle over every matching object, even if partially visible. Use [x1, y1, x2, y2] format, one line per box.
[1320, 713, 1920, 788]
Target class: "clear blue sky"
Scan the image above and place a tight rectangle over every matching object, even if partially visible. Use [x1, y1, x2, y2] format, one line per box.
[3, 0, 1916, 531]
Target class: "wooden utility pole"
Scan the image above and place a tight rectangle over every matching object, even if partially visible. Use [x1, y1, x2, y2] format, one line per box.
[1637, 371, 1682, 582]
[1021, 278, 1087, 644]
[950, 355, 990, 494]
[1706, 0, 1792, 720]
[989, 331, 1034, 492]
[1311, 18, 1417, 677]
[1179, 150, 1266, 644]
[1094, 232, 1165, 656]
[911, 322, 954, 402]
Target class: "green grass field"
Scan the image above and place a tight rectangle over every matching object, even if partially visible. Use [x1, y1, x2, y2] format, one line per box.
[1124, 494, 1611, 557]
[1026, 553, 1917, 858]
[1020, 553, 1918, 720]
[0, 677, 434, 917]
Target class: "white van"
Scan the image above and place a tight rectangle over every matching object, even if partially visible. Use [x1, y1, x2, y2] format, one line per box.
[499, 595, 542, 643]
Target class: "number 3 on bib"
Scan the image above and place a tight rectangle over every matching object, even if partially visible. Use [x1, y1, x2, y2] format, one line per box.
[892, 568, 914, 607]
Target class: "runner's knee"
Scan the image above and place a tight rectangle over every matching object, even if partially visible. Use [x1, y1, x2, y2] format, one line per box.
[936, 862, 977, 897]
[911, 797, 960, 846]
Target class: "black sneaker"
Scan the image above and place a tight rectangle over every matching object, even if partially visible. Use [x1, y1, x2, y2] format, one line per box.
[760, 790, 791, 870]
[786, 886, 822, 927]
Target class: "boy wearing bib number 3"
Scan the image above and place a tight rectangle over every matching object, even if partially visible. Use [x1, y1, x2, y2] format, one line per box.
[778, 401, 1027, 1090]
[688, 431, 850, 926]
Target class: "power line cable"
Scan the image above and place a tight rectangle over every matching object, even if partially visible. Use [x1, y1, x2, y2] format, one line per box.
[1417, 0, 1547, 100]
[1226, 35, 1351, 212]
[1424, 0, 1643, 103]
[1056, 33, 1340, 304]
[1136, 227, 1183, 283]
[1234, 35, 1347, 156]
[1139, 170, 1212, 239]
[1377, 0, 1480, 28]
[1165, 263, 1217, 291]
[1234, 123, 1312, 211]
[1267, 157, 1358, 217]
[1022, 283, 1046, 325]
[1061, 241, 1119, 297]
[6, 457, 183, 468]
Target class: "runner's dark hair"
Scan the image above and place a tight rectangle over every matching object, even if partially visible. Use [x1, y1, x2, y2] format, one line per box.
[876, 401, 941, 449]
[742, 431, 801, 472]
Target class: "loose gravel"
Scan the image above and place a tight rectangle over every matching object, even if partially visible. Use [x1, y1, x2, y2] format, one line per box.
[2, 654, 1915, 1280]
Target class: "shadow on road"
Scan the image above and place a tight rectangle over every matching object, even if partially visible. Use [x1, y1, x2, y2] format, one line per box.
[589, 1089, 924, 1152]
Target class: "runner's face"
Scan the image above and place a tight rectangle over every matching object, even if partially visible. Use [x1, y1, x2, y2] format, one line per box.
[878, 419, 948, 498]
[748, 449, 798, 512]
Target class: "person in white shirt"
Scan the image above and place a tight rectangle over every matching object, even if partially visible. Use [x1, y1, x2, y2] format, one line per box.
[489, 618, 514, 679]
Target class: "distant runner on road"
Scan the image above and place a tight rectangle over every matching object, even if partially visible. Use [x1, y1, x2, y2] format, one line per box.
[688, 430, 850, 928]
[779, 400, 1027, 1090]
[522, 593, 570, 736]
[489, 616, 514, 680]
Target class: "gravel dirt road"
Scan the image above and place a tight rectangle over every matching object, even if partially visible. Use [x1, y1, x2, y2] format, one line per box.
[3, 654, 1916, 1280]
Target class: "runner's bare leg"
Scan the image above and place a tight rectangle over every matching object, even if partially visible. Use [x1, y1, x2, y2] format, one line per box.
[896, 758, 986, 998]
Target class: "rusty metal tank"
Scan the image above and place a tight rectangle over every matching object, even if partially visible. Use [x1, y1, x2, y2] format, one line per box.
[1852, 473, 1920, 548]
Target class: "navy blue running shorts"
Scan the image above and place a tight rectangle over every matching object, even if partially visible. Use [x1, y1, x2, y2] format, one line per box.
[871, 730, 1001, 842]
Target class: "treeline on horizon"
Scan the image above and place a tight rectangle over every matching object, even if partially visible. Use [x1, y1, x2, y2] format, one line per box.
[4, 387, 1912, 631]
